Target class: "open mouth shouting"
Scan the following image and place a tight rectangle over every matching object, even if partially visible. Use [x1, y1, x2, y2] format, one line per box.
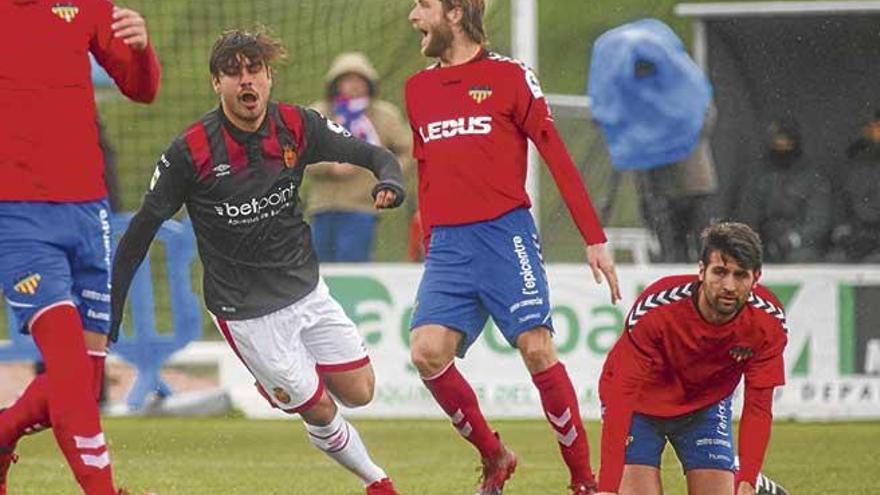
[239, 90, 259, 111]
[419, 28, 429, 51]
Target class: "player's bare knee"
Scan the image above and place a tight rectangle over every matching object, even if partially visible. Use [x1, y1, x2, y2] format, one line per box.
[337, 379, 374, 408]
[410, 342, 451, 377]
[299, 392, 338, 425]
[517, 332, 557, 373]
[520, 346, 556, 373]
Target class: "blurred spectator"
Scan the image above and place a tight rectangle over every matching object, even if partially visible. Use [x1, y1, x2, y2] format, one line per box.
[827, 110, 880, 262]
[633, 65, 719, 263]
[588, 19, 716, 263]
[306, 52, 412, 262]
[738, 118, 832, 262]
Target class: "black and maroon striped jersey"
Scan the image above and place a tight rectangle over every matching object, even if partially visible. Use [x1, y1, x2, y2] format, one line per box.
[133, 102, 403, 320]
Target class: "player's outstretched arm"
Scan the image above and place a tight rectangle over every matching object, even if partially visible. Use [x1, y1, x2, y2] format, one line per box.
[110, 143, 191, 341]
[523, 101, 620, 303]
[303, 108, 406, 208]
[109, 209, 164, 341]
[587, 243, 622, 303]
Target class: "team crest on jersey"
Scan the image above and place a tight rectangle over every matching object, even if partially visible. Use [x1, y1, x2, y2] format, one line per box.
[729, 346, 755, 363]
[282, 145, 297, 168]
[13, 274, 42, 295]
[272, 387, 292, 404]
[51, 3, 80, 23]
[469, 85, 493, 104]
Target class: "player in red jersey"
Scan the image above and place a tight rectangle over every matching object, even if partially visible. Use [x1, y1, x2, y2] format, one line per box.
[406, 1, 620, 494]
[0, 2, 159, 494]
[597, 222, 788, 495]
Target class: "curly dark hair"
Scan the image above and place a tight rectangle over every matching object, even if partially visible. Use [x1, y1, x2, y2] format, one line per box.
[209, 26, 287, 79]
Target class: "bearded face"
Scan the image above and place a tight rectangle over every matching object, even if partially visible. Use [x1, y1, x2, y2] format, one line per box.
[409, 0, 456, 58]
[698, 250, 758, 323]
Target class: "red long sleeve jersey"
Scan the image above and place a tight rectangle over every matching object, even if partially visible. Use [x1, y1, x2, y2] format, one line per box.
[405, 50, 606, 245]
[598, 275, 788, 491]
[0, 0, 160, 202]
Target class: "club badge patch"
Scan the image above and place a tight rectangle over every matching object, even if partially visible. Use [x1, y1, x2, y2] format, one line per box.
[469, 85, 493, 104]
[272, 387, 292, 404]
[13, 273, 42, 295]
[729, 346, 755, 363]
[51, 3, 79, 23]
[283, 145, 297, 168]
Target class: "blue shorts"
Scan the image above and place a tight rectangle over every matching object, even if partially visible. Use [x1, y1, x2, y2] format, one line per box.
[410, 208, 553, 356]
[0, 200, 112, 335]
[625, 396, 736, 473]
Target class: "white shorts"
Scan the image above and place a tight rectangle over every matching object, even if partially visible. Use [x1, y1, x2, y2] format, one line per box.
[211, 278, 369, 413]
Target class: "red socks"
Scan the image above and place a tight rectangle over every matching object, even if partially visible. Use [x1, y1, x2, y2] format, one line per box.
[423, 362, 502, 459]
[532, 362, 595, 486]
[422, 360, 595, 486]
[0, 373, 50, 446]
[31, 304, 115, 495]
[0, 353, 105, 449]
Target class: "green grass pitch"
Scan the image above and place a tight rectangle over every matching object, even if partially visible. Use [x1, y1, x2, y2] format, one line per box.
[6, 418, 880, 494]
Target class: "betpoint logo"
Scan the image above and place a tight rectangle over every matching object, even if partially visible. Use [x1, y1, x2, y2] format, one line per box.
[419, 116, 492, 143]
[214, 182, 296, 218]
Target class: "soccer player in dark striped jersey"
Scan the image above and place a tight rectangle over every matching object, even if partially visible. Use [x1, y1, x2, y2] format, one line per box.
[110, 28, 403, 495]
[597, 223, 789, 495]
[405, 1, 621, 494]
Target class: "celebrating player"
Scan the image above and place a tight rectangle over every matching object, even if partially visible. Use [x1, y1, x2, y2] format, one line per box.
[110, 28, 403, 495]
[597, 222, 788, 495]
[406, 1, 621, 494]
[0, 2, 160, 494]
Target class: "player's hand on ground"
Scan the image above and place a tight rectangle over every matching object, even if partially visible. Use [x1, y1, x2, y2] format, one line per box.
[737, 481, 757, 495]
[112, 6, 149, 51]
[373, 188, 399, 209]
[586, 242, 622, 304]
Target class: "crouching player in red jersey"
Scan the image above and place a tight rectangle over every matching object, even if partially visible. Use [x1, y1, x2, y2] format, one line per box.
[406, 1, 621, 494]
[597, 222, 789, 495]
[0, 2, 160, 494]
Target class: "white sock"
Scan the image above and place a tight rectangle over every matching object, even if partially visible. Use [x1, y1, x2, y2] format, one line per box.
[304, 411, 387, 485]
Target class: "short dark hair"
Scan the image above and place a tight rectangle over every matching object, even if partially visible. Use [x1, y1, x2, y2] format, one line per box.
[209, 26, 287, 79]
[699, 222, 763, 272]
[441, 0, 487, 44]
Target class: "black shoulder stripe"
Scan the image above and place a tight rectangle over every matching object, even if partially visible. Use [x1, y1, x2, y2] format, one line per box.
[748, 293, 790, 333]
[626, 282, 695, 331]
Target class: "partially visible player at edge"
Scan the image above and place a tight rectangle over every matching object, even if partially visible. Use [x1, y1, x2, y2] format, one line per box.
[110, 28, 403, 495]
[406, 1, 621, 494]
[0, 1, 160, 494]
[597, 222, 788, 495]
